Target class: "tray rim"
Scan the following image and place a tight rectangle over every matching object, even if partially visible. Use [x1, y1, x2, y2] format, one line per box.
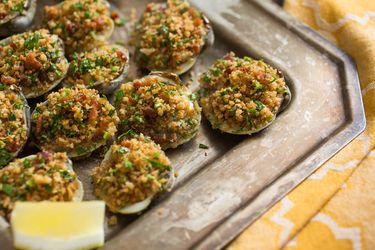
[104, 0, 366, 249]
[191, 0, 366, 249]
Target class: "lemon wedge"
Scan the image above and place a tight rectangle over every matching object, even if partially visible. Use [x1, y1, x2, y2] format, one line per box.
[11, 201, 105, 250]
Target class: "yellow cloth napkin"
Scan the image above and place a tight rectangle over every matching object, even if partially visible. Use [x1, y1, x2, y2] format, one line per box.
[228, 0, 375, 249]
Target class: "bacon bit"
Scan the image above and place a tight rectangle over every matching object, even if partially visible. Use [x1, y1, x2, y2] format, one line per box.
[224, 68, 233, 76]
[89, 100, 99, 121]
[1, 76, 16, 85]
[65, 21, 75, 33]
[255, 70, 267, 84]
[192, 44, 201, 54]
[9, 43, 17, 49]
[40, 151, 52, 161]
[240, 66, 251, 73]
[44, 6, 59, 19]
[0, 46, 4, 52]
[75, 93, 87, 102]
[7, 142, 20, 153]
[25, 53, 42, 70]
[116, 50, 127, 61]
[96, 17, 104, 28]
[193, 18, 203, 27]
[188, 8, 197, 17]
[146, 4, 153, 12]
[142, 106, 157, 122]
[120, 140, 131, 148]
[36, 116, 43, 134]
[111, 11, 119, 20]
[133, 80, 143, 89]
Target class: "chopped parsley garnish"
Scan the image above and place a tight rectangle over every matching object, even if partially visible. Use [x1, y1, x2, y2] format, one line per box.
[103, 131, 112, 140]
[0, 149, 12, 166]
[115, 17, 128, 26]
[24, 34, 41, 50]
[114, 90, 124, 104]
[2, 184, 14, 196]
[108, 109, 116, 117]
[253, 80, 264, 92]
[123, 160, 133, 170]
[254, 100, 265, 111]
[202, 73, 211, 83]
[23, 159, 31, 168]
[199, 143, 209, 149]
[9, 112, 16, 121]
[145, 158, 171, 170]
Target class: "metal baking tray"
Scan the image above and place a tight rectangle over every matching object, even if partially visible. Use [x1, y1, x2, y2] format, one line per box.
[0, 0, 365, 249]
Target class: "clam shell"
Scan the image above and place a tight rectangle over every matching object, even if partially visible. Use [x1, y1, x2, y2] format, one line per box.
[0, 86, 30, 167]
[100, 146, 175, 214]
[0, 31, 69, 98]
[0, 0, 37, 37]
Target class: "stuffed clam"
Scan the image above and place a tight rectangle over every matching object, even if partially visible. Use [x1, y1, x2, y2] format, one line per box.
[199, 52, 291, 134]
[43, 0, 114, 55]
[114, 72, 201, 149]
[0, 0, 37, 37]
[31, 88, 119, 159]
[133, 0, 214, 75]
[0, 85, 30, 167]
[0, 29, 69, 98]
[63, 44, 130, 95]
[0, 151, 83, 219]
[92, 133, 174, 214]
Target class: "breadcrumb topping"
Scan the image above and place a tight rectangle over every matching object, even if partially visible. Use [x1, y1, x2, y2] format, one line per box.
[0, 29, 68, 98]
[0, 152, 79, 218]
[64, 45, 128, 89]
[114, 74, 201, 149]
[32, 88, 119, 157]
[0, 86, 28, 166]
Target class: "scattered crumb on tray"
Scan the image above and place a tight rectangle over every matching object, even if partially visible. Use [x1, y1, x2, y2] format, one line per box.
[108, 215, 118, 226]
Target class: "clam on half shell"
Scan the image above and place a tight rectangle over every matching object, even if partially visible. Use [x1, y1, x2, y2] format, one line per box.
[63, 44, 130, 95]
[0, 86, 30, 167]
[0, 30, 69, 98]
[15, 154, 84, 201]
[203, 85, 291, 135]
[31, 88, 119, 159]
[43, 0, 114, 55]
[134, 2, 214, 75]
[113, 71, 202, 149]
[96, 140, 174, 214]
[166, 14, 214, 75]
[0, 0, 37, 37]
